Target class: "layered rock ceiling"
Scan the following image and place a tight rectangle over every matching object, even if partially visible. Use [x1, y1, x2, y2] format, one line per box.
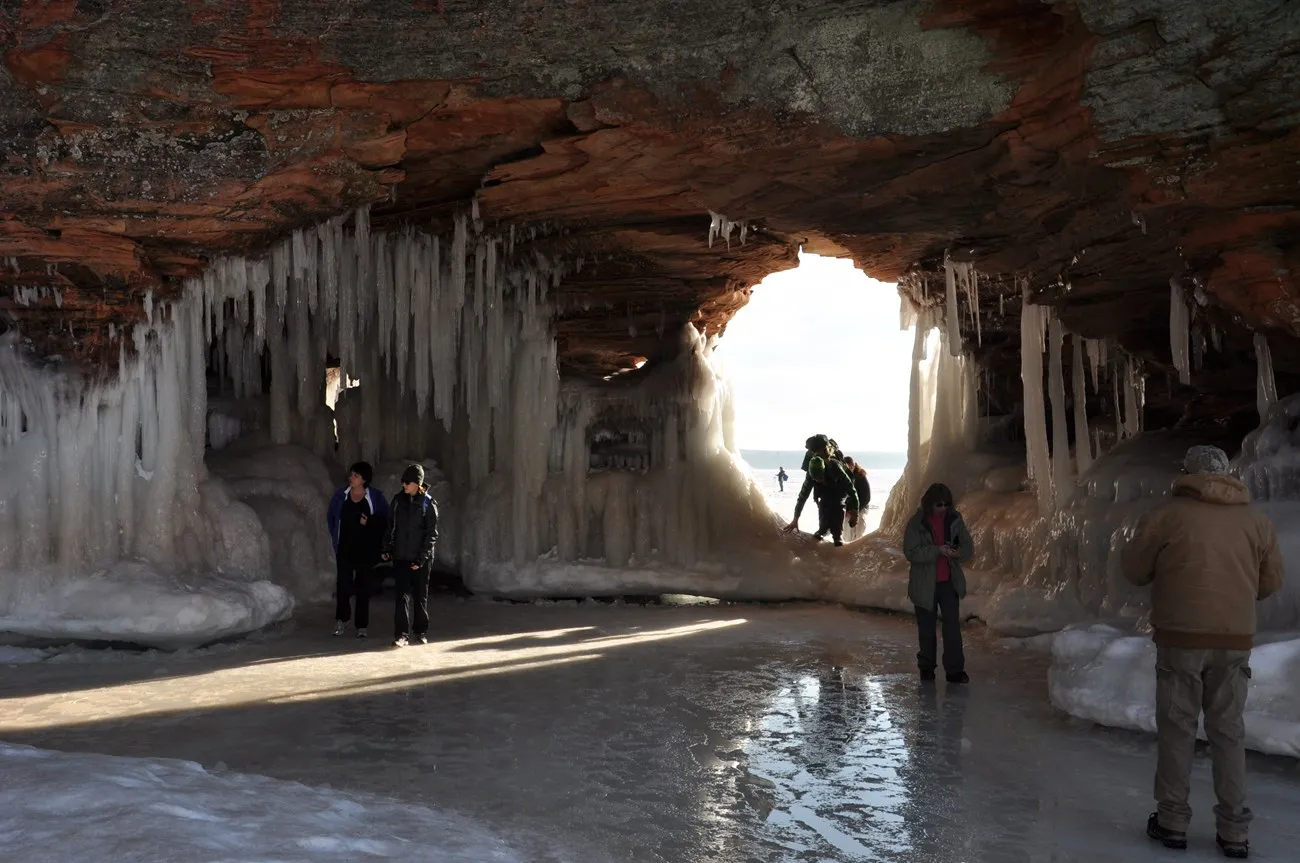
[2, 0, 1298, 425]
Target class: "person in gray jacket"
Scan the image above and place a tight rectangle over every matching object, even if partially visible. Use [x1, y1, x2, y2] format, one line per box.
[382, 464, 439, 647]
[903, 483, 974, 684]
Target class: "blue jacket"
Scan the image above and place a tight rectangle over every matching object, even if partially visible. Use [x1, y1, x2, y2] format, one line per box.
[327, 487, 390, 556]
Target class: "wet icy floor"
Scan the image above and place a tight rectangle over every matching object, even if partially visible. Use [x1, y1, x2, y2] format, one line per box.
[4, 601, 1300, 862]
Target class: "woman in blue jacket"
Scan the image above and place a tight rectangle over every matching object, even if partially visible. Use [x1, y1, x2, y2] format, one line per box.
[326, 461, 389, 638]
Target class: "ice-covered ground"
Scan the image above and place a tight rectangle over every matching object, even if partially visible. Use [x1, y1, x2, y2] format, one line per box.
[1048, 625, 1300, 758]
[0, 743, 525, 863]
[5, 600, 1300, 862]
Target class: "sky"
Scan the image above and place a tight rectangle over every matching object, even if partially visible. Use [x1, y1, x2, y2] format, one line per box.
[711, 252, 913, 453]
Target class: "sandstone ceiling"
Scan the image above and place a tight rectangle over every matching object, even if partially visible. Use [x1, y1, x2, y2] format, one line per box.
[1, 0, 1299, 421]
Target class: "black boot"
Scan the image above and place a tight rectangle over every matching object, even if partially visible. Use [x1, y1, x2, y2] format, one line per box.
[946, 672, 970, 685]
[1217, 835, 1249, 859]
[919, 669, 936, 682]
[1147, 813, 1187, 850]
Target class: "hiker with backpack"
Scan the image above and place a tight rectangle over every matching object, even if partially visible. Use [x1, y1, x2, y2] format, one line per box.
[784, 434, 859, 546]
[382, 464, 439, 647]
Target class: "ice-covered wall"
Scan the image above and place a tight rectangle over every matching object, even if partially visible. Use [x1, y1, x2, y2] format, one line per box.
[0, 287, 291, 647]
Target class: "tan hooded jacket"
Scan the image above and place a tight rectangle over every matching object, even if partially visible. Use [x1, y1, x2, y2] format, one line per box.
[1122, 473, 1284, 650]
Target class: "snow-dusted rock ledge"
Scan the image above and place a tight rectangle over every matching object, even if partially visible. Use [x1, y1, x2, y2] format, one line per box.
[1047, 625, 1300, 758]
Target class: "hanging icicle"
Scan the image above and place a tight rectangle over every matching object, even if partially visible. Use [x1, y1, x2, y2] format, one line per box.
[1255, 332, 1278, 421]
[1169, 277, 1191, 385]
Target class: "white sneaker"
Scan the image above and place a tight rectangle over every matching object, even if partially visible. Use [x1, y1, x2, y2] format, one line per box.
[333, 621, 346, 636]
[392, 635, 409, 648]
[356, 628, 368, 639]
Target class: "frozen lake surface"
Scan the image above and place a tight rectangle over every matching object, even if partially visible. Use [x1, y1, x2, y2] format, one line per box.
[3, 600, 1300, 862]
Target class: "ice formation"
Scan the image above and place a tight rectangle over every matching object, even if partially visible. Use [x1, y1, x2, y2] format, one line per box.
[706, 210, 748, 249]
[1070, 335, 1093, 476]
[0, 281, 290, 646]
[1019, 284, 1053, 514]
[1254, 332, 1278, 421]
[1047, 318, 1072, 510]
[0, 743, 527, 862]
[1049, 626, 1300, 757]
[1169, 278, 1191, 385]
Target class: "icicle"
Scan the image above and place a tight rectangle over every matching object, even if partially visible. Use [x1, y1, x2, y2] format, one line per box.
[1071, 334, 1093, 477]
[1122, 355, 1143, 439]
[143, 290, 154, 325]
[1169, 278, 1191, 385]
[1210, 325, 1222, 353]
[1020, 282, 1053, 514]
[998, 292, 1004, 316]
[271, 239, 289, 311]
[1048, 316, 1072, 507]
[943, 256, 962, 357]
[1255, 332, 1278, 421]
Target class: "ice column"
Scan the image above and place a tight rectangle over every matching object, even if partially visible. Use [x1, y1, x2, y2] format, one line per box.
[1020, 283, 1053, 514]
[1169, 278, 1191, 385]
[1255, 332, 1278, 421]
[944, 257, 962, 357]
[1048, 317, 1073, 508]
[1071, 334, 1093, 476]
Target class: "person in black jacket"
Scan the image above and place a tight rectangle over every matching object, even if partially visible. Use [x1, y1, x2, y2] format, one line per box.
[382, 464, 439, 647]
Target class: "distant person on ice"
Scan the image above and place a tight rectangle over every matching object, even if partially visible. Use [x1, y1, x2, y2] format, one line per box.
[776, 466, 789, 492]
[784, 435, 858, 546]
[382, 464, 439, 648]
[903, 483, 972, 684]
[1122, 445, 1282, 860]
[326, 461, 389, 639]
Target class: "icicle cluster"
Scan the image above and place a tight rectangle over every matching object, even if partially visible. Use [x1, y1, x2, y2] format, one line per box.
[706, 211, 749, 249]
[0, 283, 212, 572]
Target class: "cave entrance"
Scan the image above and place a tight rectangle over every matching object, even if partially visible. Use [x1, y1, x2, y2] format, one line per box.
[712, 252, 913, 537]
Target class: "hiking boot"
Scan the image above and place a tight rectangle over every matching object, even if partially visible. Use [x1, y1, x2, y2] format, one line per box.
[946, 672, 970, 685]
[356, 628, 368, 639]
[414, 634, 429, 645]
[392, 635, 409, 648]
[333, 621, 346, 636]
[919, 669, 936, 682]
[1216, 836, 1249, 859]
[1147, 813, 1187, 850]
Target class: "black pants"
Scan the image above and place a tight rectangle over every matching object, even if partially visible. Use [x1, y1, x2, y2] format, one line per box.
[394, 560, 430, 637]
[815, 499, 844, 545]
[915, 581, 965, 674]
[335, 556, 372, 629]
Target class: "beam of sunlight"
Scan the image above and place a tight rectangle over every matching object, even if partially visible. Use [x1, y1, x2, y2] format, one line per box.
[0, 618, 750, 732]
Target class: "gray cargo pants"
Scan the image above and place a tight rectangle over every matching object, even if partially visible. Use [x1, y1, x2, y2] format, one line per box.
[1154, 646, 1253, 841]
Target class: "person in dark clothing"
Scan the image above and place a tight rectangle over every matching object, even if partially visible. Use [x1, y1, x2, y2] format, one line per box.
[842, 457, 872, 525]
[382, 463, 439, 647]
[785, 451, 859, 546]
[326, 461, 389, 638]
[776, 467, 789, 492]
[903, 483, 974, 684]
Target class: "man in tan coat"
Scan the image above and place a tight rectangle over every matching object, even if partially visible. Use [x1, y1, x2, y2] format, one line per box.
[1122, 445, 1283, 860]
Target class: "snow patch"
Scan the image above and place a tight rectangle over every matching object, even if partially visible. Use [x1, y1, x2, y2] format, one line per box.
[0, 743, 525, 863]
[1048, 625, 1300, 757]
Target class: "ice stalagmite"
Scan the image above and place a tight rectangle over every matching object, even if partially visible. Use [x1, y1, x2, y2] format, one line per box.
[1048, 316, 1073, 508]
[1020, 283, 1054, 514]
[1071, 334, 1093, 477]
[1255, 332, 1278, 421]
[1169, 278, 1191, 385]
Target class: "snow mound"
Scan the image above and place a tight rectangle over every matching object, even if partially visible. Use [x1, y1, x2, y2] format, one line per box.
[0, 743, 524, 863]
[0, 562, 292, 649]
[1048, 624, 1300, 757]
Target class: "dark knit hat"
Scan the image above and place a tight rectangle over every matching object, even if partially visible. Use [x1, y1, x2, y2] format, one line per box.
[400, 464, 425, 486]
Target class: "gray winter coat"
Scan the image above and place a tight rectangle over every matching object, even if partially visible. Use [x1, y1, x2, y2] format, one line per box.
[903, 508, 974, 611]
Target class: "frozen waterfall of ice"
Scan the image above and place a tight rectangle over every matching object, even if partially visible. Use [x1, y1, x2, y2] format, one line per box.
[0, 284, 291, 647]
[1169, 278, 1191, 386]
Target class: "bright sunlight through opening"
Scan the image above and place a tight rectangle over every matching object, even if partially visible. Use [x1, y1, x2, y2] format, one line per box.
[712, 252, 914, 534]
